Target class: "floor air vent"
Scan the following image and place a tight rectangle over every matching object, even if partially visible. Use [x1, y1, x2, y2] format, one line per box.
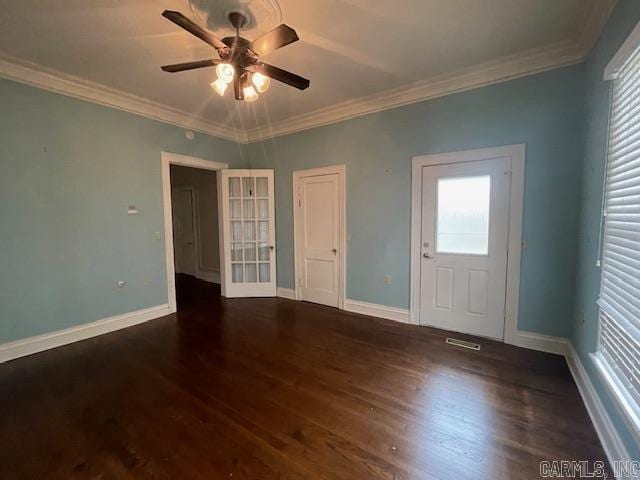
[445, 337, 481, 351]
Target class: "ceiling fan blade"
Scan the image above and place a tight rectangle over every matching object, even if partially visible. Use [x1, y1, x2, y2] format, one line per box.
[161, 59, 220, 73]
[255, 63, 310, 90]
[250, 24, 299, 56]
[162, 10, 227, 50]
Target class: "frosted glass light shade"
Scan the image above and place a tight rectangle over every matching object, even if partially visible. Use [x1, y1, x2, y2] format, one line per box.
[210, 78, 228, 96]
[251, 72, 270, 93]
[243, 84, 259, 102]
[216, 63, 235, 83]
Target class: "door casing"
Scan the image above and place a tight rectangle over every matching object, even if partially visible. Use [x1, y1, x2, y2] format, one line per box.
[410, 145, 525, 344]
[293, 164, 346, 309]
[161, 152, 228, 313]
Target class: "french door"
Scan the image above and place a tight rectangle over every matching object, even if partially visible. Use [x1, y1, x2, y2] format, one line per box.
[218, 169, 276, 297]
[419, 157, 510, 339]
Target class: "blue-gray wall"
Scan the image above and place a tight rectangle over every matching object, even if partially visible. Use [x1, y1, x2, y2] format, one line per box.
[573, 0, 640, 460]
[248, 65, 586, 338]
[0, 78, 247, 343]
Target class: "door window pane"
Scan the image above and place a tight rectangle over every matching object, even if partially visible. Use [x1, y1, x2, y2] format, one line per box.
[232, 264, 243, 283]
[243, 199, 255, 219]
[229, 177, 241, 197]
[231, 243, 243, 261]
[257, 199, 269, 219]
[230, 199, 242, 219]
[256, 177, 268, 197]
[245, 263, 257, 283]
[244, 221, 256, 241]
[257, 221, 269, 242]
[242, 177, 255, 197]
[258, 243, 270, 261]
[259, 263, 270, 282]
[436, 175, 490, 255]
[244, 242, 257, 261]
[231, 221, 243, 241]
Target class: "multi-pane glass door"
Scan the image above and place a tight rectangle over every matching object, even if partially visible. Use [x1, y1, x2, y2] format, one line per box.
[219, 170, 276, 297]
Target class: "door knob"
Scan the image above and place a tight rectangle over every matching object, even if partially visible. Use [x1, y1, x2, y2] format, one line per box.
[332, 249, 337, 254]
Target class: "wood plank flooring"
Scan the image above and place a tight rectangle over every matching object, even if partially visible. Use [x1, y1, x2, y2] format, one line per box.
[0, 278, 609, 479]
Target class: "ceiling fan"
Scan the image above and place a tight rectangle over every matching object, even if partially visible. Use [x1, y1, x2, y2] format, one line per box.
[160, 9, 309, 101]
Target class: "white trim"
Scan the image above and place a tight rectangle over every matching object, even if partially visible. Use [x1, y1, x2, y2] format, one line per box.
[245, 40, 589, 142]
[592, 352, 640, 445]
[292, 164, 347, 309]
[162, 152, 228, 312]
[0, 54, 245, 143]
[277, 287, 297, 300]
[565, 344, 634, 470]
[605, 19, 640, 80]
[512, 331, 569, 356]
[409, 144, 525, 342]
[0, 304, 170, 364]
[0, 1, 615, 145]
[343, 299, 411, 324]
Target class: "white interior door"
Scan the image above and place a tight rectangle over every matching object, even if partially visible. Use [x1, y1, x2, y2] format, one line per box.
[297, 173, 341, 307]
[171, 187, 197, 276]
[419, 157, 510, 339]
[218, 170, 276, 297]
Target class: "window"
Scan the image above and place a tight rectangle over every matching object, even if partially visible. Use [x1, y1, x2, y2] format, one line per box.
[594, 33, 640, 437]
[436, 175, 491, 255]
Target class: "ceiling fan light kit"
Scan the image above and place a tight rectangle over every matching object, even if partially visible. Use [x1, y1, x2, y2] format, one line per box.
[161, 9, 309, 102]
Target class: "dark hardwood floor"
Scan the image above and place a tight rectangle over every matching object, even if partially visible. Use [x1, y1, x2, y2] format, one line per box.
[0, 278, 609, 479]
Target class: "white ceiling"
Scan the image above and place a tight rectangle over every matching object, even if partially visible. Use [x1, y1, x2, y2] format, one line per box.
[0, 0, 615, 141]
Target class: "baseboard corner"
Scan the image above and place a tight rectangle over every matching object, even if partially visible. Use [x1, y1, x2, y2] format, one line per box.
[511, 330, 569, 355]
[277, 287, 297, 300]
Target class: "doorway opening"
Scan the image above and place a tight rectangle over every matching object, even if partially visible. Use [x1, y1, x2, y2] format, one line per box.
[161, 152, 228, 313]
[170, 165, 221, 310]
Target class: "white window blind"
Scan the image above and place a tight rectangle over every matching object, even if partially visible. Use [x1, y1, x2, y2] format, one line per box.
[597, 40, 640, 428]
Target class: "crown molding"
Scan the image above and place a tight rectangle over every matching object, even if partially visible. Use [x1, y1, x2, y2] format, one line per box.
[577, 0, 618, 54]
[244, 39, 587, 143]
[0, 1, 615, 145]
[0, 54, 247, 143]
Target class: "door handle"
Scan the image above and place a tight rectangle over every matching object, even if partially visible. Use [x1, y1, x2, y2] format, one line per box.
[423, 253, 432, 259]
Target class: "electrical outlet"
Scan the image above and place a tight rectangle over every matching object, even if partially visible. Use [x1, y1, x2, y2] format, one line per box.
[384, 275, 392, 285]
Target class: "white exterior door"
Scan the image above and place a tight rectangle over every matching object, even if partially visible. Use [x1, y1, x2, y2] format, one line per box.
[218, 170, 276, 297]
[171, 187, 197, 276]
[297, 173, 341, 307]
[419, 157, 510, 339]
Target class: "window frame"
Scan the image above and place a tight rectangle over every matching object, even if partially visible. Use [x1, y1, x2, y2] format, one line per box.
[591, 20, 640, 445]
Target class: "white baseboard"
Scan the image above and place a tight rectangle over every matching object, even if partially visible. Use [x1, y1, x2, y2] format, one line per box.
[196, 269, 220, 284]
[277, 287, 296, 300]
[565, 343, 633, 471]
[343, 299, 411, 324]
[511, 330, 569, 355]
[0, 304, 171, 364]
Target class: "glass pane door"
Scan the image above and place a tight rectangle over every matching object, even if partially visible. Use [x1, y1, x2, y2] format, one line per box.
[220, 170, 276, 297]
